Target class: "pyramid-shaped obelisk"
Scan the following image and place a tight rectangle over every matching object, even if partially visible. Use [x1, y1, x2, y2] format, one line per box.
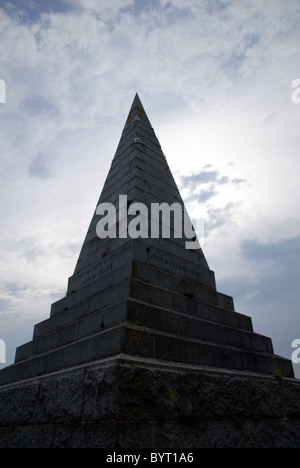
[0, 93, 294, 388]
[1, 93, 299, 449]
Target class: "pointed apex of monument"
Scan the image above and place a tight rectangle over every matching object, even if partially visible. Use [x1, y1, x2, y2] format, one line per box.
[132, 92, 142, 107]
[125, 92, 152, 128]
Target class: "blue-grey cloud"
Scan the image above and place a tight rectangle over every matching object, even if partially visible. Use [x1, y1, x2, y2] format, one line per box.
[222, 236, 300, 311]
[222, 32, 260, 80]
[181, 169, 219, 185]
[205, 0, 229, 15]
[205, 202, 238, 232]
[240, 236, 300, 265]
[179, 166, 248, 235]
[28, 152, 53, 179]
[23, 94, 58, 117]
[1, 0, 72, 24]
[185, 187, 217, 204]
[180, 166, 247, 205]
[237, 236, 300, 309]
[231, 177, 247, 185]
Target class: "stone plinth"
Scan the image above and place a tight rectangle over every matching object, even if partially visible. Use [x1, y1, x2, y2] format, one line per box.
[0, 356, 299, 448]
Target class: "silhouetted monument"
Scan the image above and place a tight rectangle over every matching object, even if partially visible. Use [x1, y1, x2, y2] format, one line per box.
[0, 94, 299, 448]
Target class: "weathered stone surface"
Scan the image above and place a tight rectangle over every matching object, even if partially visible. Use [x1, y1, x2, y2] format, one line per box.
[131, 261, 233, 309]
[0, 357, 299, 448]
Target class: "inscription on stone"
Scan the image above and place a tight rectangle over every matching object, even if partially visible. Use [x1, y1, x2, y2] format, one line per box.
[69, 243, 133, 290]
[149, 252, 204, 279]
[69, 242, 205, 292]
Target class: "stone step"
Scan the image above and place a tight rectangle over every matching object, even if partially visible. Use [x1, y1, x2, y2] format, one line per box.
[16, 297, 272, 363]
[131, 261, 234, 310]
[17, 301, 127, 362]
[122, 324, 294, 377]
[132, 240, 214, 286]
[74, 238, 214, 288]
[51, 262, 132, 316]
[0, 326, 124, 386]
[0, 322, 294, 387]
[68, 248, 225, 312]
[75, 234, 212, 281]
[33, 260, 250, 345]
[36, 243, 224, 340]
[33, 278, 131, 339]
[130, 278, 253, 332]
[111, 144, 171, 186]
[114, 125, 162, 161]
[33, 270, 250, 346]
[101, 166, 181, 208]
[126, 300, 272, 354]
[76, 232, 194, 270]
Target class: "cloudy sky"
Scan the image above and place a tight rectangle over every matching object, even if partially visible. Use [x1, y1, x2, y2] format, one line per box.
[0, 0, 299, 377]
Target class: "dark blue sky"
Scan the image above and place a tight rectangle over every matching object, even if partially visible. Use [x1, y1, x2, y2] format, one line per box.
[2, 0, 72, 23]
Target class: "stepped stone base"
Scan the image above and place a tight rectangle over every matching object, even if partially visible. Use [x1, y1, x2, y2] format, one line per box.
[1, 95, 299, 448]
[0, 355, 299, 448]
[0, 253, 294, 386]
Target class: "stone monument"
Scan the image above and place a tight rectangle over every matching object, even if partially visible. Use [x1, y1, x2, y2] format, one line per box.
[0, 94, 299, 448]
